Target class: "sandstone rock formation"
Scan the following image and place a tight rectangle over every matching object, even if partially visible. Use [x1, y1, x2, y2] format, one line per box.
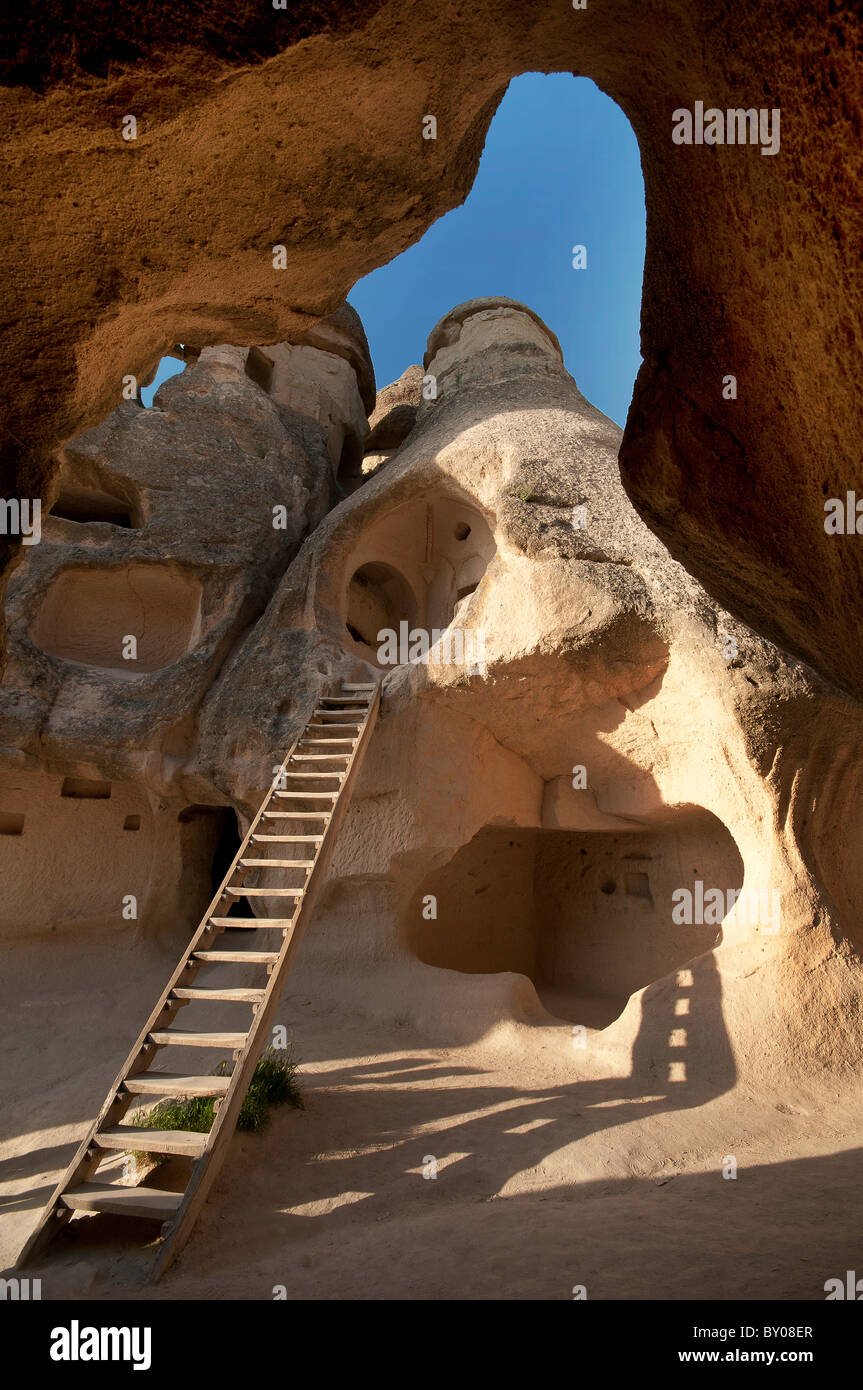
[0, 309, 373, 938]
[1, 3, 860, 705]
[361, 363, 424, 483]
[5, 296, 855, 1104]
[3, 295, 863, 1298]
[197, 296, 862, 1101]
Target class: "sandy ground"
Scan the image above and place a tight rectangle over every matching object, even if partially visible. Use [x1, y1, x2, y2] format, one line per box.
[2, 931, 862, 1301]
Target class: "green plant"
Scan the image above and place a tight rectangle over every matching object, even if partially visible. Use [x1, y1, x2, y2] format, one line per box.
[236, 1046, 303, 1127]
[130, 1045, 302, 1165]
[509, 481, 535, 502]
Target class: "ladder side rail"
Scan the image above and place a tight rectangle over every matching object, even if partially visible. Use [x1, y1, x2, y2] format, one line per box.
[153, 681, 381, 1279]
[16, 702, 320, 1269]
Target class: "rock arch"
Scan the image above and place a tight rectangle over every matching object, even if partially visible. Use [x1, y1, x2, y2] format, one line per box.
[339, 492, 496, 663]
[1, 7, 859, 697]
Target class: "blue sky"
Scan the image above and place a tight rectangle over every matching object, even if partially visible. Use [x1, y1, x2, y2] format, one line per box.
[141, 354, 184, 407]
[144, 74, 645, 427]
[351, 74, 645, 426]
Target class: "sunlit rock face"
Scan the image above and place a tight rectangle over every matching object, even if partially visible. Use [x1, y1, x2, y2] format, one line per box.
[1, 294, 861, 1099]
[197, 304, 375, 486]
[186, 299, 863, 1094]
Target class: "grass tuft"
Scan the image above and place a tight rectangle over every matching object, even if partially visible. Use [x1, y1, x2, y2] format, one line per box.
[508, 481, 536, 502]
[130, 1045, 302, 1166]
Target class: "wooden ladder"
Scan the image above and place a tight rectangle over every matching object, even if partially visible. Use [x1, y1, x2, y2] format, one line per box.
[16, 680, 381, 1280]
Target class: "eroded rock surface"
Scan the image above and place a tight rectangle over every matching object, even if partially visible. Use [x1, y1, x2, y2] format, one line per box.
[362, 364, 423, 482]
[1, 3, 860, 699]
[2, 297, 862, 1110]
[146, 298, 863, 1094]
[0, 316, 372, 936]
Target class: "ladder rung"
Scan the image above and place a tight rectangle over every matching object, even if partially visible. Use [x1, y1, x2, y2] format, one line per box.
[61, 1184, 182, 1223]
[123, 1074, 232, 1098]
[306, 722, 360, 730]
[298, 740, 353, 747]
[95, 1128, 209, 1159]
[172, 986, 267, 1001]
[318, 697, 368, 705]
[262, 811, 331, 819]
[341, 683, 376, 691]
[312, 711, 363, 720]
[225, 887, 302, 897]
[192, 950, 279, 964]
[273, 800, 334, 811]
[295, 742, 353, 750]
[149, 1030, 248, 1048]
[278, 771, 344, 780]
[251, 835, 323, 843]
[208, 918, 294, 928]
[239, 858, 314, 868]
[273, 792, 336, 800]
[290, 754, 349, 761]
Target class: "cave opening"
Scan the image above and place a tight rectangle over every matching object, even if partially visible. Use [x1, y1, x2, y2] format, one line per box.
[179, 804, 254, 925]
[337, 432, 366, 496]
[406, 811, 744, 1030]
[244, 346, 274, 393]
[341, 492, 495, 665]
[345, 561, 418, 656]
[29, 562, 204, 673]
[61, 778, 111, 799]
[50, 483, 138, 529]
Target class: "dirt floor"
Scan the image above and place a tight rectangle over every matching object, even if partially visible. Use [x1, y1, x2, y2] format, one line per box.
[2, 931, 861, 1301]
